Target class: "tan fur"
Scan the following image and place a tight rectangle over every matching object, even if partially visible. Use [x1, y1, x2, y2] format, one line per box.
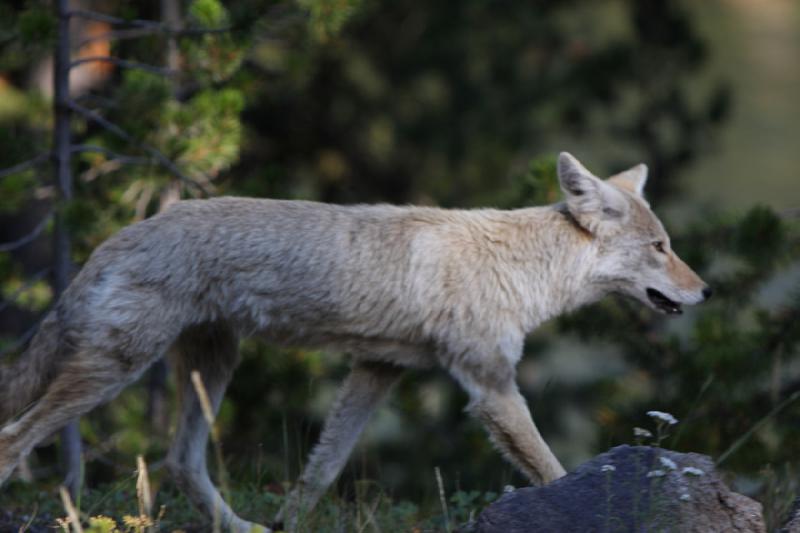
[0, 153, 708, 532]
[0, 312, 65, 425]
[668, 253, 705, 290]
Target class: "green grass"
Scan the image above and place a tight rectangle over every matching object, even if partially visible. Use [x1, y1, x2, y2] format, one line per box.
[4, 456, 798, 531]
[4, 406, 798, 531]
[1, 473, 495, 532]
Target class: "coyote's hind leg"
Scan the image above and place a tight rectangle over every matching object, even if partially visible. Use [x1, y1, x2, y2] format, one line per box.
[0, 347, 152, 487]
[165, 322, 266, 533]
[275, 361, 404, 531]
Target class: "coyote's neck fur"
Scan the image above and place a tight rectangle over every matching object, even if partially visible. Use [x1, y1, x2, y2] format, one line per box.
[496, 205, 601, 330]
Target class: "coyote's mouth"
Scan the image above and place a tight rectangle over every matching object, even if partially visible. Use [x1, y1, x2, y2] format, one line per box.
[646, 288, 683, 315]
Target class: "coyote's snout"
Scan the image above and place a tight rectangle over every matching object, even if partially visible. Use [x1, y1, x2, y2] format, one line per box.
[0, 152, 709, 532]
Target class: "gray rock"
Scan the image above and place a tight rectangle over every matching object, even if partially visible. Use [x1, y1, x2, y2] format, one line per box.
[472, 445, 764, 533]
[781, 499, 800, 533]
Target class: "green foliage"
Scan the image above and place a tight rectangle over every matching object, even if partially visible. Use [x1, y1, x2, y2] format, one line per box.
[159, 88, 245, 178]
[299, 0, 364, 42]
[1, 276, 51, 313]
[17, 6, 56, 47]
[183, 0, 246, 83]
[63, 198, 99, 237]
[115, 72, 173, 137]
[509, 155, 561, 207]
[189, 0, 227, 27]
[1, 473, 476, 531]
[85, 516, 120, 533]
[236, 0, 729, 207]
[735, 206, 785, 267]
[0, 2, 54, 71]
[0, 170, 38, 213]
[448, 490, 499, 525]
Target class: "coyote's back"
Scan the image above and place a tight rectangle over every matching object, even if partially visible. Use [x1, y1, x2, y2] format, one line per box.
[55, 198, 487, 350]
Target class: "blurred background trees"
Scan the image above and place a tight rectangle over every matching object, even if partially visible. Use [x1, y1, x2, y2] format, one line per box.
[1, 0, 798, 528]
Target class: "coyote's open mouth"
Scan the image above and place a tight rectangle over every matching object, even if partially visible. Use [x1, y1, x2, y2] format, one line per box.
[646, 288, 683, 315]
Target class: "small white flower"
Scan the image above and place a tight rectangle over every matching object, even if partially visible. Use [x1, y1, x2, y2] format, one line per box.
[647, 411, 678, 425]
[679, 493, 691, 502]
[682, 466, 705, 476]
[659, 456, 677, 470]
[601, 464, 616, 472]
[646, 469, 666, 478]
[634, 427, 653, 438]
[503, 485, 515, 493]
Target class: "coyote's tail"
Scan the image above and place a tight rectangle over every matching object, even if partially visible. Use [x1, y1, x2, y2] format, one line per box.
[0, 311, 63, 425]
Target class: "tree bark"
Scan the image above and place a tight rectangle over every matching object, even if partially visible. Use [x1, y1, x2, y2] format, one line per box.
[53, 0, 82, 500]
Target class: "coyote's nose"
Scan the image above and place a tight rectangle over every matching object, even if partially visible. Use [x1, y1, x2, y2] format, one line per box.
[702, 286, 713, 301]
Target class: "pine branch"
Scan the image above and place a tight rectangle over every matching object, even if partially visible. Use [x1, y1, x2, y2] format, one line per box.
[74, 93, 117, 108]
[0, 268, 52, 314]
[0, 320, 41, 359]
[68, 9, 232, 36]
[0, 213, 53, 253]
[69, 56, 175, 77]
[72, 144, 151, 166]
[0, 153, 51, 181]
[67, 100, 212, 195]
[75, 25, 233, 49]
[67, 9, 172, 30]
[75, 27, 156, 49]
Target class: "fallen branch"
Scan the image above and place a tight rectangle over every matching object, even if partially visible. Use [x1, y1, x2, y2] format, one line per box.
[72, 144, 151, 166]
[69, 56, 175, 77]
[0, 152, 50, 181]
[68, 8, 232, 36]
[76, 25, 233, 50]
[0, 213, 53, 253]
[716, 389, 800, 466]
[0, 320, 41, 359]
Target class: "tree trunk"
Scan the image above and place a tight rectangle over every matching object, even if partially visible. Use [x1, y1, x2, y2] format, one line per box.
[53, 0, 82, 500]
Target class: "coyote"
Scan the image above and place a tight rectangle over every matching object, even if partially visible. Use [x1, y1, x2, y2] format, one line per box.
[0, 153, 710, 531]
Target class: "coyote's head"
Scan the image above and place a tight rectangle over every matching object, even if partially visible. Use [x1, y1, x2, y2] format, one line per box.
[557, 152, 711, 314]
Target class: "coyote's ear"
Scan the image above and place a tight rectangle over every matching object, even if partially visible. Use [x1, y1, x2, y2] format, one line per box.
[608, 163, 648, 197]
[558, 152, 628, 231]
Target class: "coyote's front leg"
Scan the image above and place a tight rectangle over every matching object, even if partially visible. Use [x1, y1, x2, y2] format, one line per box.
[454, 358, 566, 485]
[275, 361, 404, 531]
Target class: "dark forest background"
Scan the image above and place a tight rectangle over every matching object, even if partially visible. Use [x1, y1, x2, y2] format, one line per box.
[1, 0, 798, 529]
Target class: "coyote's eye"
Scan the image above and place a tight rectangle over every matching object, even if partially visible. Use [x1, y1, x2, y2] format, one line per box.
[652, 241, 666, 254]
